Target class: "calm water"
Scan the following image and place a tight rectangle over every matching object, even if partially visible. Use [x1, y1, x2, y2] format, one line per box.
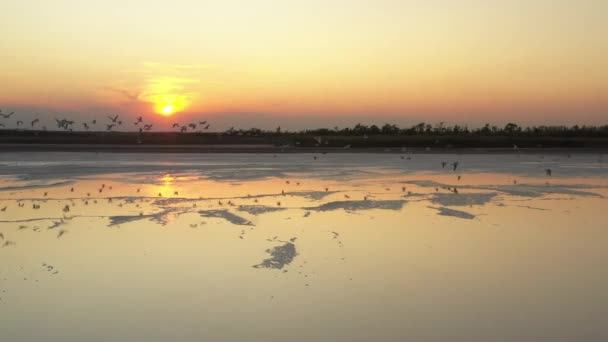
[1, 152, 607, 342]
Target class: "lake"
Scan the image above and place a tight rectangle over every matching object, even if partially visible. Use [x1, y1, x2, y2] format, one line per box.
[1, 151, 607, 341]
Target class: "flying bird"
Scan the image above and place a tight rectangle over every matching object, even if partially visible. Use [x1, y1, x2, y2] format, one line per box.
[31, 118, 40, 127]
[106, 124, 116, 131]
[0, 110, 15, 118]
[108, 114, 119, 123]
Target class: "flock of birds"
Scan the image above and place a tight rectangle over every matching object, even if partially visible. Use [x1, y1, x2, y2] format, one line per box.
[0, 154, 561, 249]
[0, 109, 211, 133]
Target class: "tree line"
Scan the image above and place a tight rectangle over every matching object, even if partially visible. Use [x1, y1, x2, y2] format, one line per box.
[223, 122, 608, 137]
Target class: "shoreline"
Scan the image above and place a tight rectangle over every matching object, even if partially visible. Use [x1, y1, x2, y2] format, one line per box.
[1, 143, 607, 154]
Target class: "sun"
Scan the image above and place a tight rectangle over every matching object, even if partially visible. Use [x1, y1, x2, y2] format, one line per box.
[162, 105, 174, 115]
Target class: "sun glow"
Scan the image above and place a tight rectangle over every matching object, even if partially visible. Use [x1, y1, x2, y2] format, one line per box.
[140, 74, 197, 116]
[162, 105, 174, 115]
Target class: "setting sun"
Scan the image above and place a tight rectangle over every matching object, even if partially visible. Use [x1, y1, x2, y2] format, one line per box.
[162, 105, 174, 115]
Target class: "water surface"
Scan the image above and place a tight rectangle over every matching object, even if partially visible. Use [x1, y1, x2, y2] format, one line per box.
[1, 152, 607, 341]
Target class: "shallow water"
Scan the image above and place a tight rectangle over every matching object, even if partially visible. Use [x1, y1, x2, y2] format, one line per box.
[1, 152, 607, 342]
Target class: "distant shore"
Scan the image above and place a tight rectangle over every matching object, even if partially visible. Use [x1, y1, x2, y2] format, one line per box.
[1, 143, 607, 154]
[1, 130, 608, 152]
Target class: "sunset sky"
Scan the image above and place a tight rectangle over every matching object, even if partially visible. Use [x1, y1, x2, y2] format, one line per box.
[1, 0, 606, 130]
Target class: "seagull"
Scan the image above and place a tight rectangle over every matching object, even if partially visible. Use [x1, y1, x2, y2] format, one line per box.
[143, 124, 153, 131]
[441, 161, 447, 168]
[92, 119, 97, 124]
[31, 118, 40, 127]
[83, 123, 90, 130]
[108, 114, 119, 123]
[545, 169, 552, 176]
[16, 120, 24, 126]
[180, 126, 187, 133]
[136, 116, 143, 123]
[55, 119, 74, 130]
[106, 124, 116, 131]
[452, 161, 459, 171]
[204, 124, 210, 130]
[57, 230, 67, 238]
[199, 120, 207, 125]
[172, 123, 180, 128]
[0, 110, 15, 118]
[188, 123, 197, 129]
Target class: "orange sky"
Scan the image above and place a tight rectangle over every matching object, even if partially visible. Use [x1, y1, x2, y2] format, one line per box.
[0, 0, 606, 129]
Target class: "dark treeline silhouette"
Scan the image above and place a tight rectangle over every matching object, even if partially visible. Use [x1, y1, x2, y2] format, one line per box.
[222, 122, 608, 138]
[2, 122, 608, 149]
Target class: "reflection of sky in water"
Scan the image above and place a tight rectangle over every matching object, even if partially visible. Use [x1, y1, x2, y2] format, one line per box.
[0, 152, 607, 341]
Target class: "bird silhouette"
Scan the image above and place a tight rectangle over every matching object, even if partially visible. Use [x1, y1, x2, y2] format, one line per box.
[106, 124, 116, 131]
[31, 118, 40, 127]
[0, 110, 15, 118]
[108, 114, 119, 123]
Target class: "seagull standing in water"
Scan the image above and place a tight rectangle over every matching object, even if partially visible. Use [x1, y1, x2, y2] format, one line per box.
[545, 169, 552, 176]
